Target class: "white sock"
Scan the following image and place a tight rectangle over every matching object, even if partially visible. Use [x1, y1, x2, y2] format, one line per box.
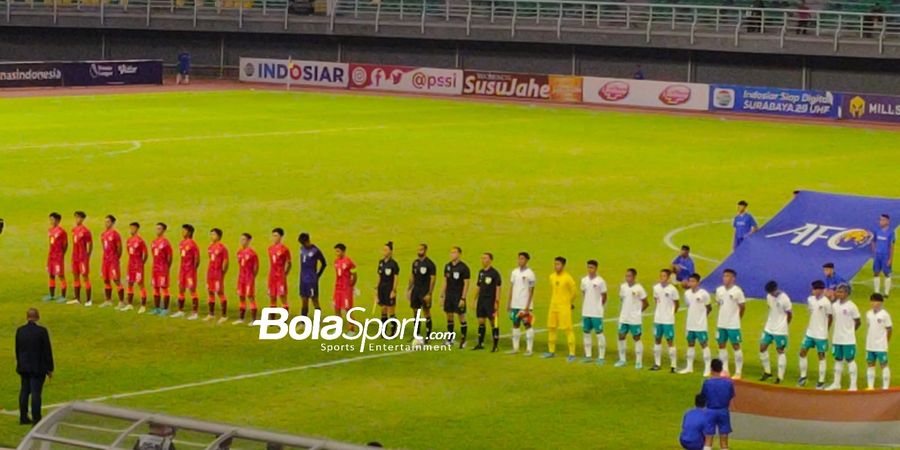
[597, 334, 606, 359]
[886, 278, 892, 295]
[719, 349, 729, 373]
[583, 333, 593, 358]
[685, 347, 696, 370]
[883, 367, 891, 389]
[654, 344, 662, 366]
[777, 353, 787, 380]
[703, 447, 712, 450]
[818, 358, 827, 383]
[525, 327, 534, 352]
[669, 346, 677, 368]
[512, 327, 521, 352]
[618, 339, 627, 361]
[875, 278, 882, 294]
[849, 361, 858, 390]
[868, 366, 876, 389]
[799, 355, 808, 378]
[760, 351, 771, 374]
[702, 347, 711, 373]
[734, 349, 744, 374]
[635, 341, 643, 364]
[834, 361, 844, 387]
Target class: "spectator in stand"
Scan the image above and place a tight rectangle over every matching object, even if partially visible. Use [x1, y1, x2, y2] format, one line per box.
[748, 0, 765, 33]
[633, 65, 645, 80]
[795, 0, 811, 35]
[867, 3, 886, 38]
[176, 49, 191, 85]
[680, 394, 708, 450]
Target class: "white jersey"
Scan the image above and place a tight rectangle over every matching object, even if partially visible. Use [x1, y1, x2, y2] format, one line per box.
[581, 275, 607, 318]
[764, 292, 793, 336]
[715, 284, 746, 330]
[618, 282, 647, 325]
[832, 300, 861, 346]
[684, 288, 711, 332]
[652, 283, 679, 325]
[805, 295, 833, 340]
[866, 309, 893, 352]
[509, 267, 536, 310]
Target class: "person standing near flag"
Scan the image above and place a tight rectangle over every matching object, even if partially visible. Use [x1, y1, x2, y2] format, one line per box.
[732, 201, 758, 249]
[871, 214, 895, 297]
[822, 263, 845, 300]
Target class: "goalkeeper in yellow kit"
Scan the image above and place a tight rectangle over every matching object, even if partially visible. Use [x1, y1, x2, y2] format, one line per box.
[542, 256, 578, 362]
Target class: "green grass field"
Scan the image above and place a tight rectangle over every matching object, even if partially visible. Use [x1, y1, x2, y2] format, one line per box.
[0, 89, 898, 450]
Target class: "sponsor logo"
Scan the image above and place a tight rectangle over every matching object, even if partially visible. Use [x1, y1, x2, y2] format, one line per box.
[252, 61, 347, 85]
[713, 88, 735, 108]
[765, 223, 873, 251]
[89, 64, 115, 79]
[410, 70, 458, 90]
[117, 64, 138, 75]
[659, 85, 692, 105]
[462, 71, 550, 99]
[849, 95, 865, 118]
[351, 65, 368, 85]
[0, 68, 62, 82]
[243, 62, 255, 77]
[597, 80, 629, 101]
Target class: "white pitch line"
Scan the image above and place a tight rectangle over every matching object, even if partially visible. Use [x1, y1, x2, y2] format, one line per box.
[662, 219, 731, 264]
[1, 310, 662, 415]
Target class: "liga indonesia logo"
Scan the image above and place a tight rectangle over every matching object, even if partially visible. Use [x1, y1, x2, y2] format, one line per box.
[256, 307, 455, 353]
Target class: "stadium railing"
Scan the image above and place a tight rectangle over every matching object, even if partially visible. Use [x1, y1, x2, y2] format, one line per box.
[2, 0, 900, 52]
[16, 401, 373, 450]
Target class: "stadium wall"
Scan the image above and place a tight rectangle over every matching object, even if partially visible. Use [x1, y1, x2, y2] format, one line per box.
[3, 27, 900, 95]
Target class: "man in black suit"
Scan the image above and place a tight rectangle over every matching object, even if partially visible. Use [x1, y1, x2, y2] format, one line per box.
[16, 308, 53, 425]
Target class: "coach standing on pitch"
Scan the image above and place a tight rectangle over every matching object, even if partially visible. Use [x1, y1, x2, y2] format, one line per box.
[16, 308, 54, 425]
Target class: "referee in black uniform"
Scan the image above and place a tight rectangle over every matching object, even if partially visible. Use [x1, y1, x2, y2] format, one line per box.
[441, 246, 470, 348]
[407, 243, 436, 342]
[376, 242, 400, 336]
[473, 252, 502, 352]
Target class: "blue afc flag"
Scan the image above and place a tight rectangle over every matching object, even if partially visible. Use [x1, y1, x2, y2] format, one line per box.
[701, 191, 900, 301]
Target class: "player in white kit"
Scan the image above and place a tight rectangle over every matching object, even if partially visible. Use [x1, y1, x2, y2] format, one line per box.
[798, 280, 832, 389]
[759, 281, 792, 384]
[715, 269, 746, 379]
[507, 252, 536, 355]
[580, 260, 608, 364]
[651, 269, 680, 372]
[678, 273, 712, 376]
[865, 293, 892, 390]
[826, 284, 861, 391]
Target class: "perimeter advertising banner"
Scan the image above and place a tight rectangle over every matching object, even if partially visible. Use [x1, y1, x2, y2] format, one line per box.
[709, 84, 839, 118]
[348, 63, 462, 96]
[841, 93, 900, 123]
[549, 75, 582, 103]
[239, 57, 348, 88]
[582, 77, 709, 111]
[0, 60, 162, 88]
[462, 70, 551, 100]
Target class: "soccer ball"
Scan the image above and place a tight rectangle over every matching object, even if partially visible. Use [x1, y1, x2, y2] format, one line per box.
[412, 338, 425, 349]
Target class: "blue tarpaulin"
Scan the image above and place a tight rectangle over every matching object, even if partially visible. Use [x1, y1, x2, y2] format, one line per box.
[700, 191, 900, 301]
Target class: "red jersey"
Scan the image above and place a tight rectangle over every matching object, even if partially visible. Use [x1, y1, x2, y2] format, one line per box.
[207, 242, 229, 277]
[71, 224, 92, 262]
[101, 229, 122, 264]
[127, 236, 147, 271]
[268, 243, 291, 280]
[48, 226, 68, 260]
[179, 239, 200, 274]
[334, 257, 356, 291]
[151, 237, 173, 275]
[237, 247, 259, 284]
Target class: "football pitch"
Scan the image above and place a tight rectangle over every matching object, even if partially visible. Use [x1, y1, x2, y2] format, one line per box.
[0, 88, 898, 450]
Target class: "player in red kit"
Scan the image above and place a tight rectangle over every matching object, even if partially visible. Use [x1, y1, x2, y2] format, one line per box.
[150, 222, 173, 315]
[43, 212, 68, 303]
[123, 222, 148, 312]
[68, 211, 94, 306]
[172, 224, 200, 319]
[99, 214, 124, 308]
[267, 228, 292, 313]
[235, 232, 259, 326]
[206, 228, 229, 323]
[333, 243, 358, 331]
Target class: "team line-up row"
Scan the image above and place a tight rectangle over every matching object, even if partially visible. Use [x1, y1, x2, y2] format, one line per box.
[41, 212, 892, 391]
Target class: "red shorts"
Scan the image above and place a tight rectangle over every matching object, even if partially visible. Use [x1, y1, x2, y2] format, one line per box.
[152, 272, 170, 289]
[333, 289, 354, 311]
[178, 270, 197, 290]
[207, 274, 224, 293]
[102, 260, 121, 281]
[72, 259, 90, 277]
[268, 277, 287, 297]
[127, 269, 144, 285]
[47, 257, 65, 277]
[237, 280, 255, 297]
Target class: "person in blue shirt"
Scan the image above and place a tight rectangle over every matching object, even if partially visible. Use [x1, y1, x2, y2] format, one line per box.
[680, 394, 708, 450]
[732, 200, 758, 249]
[176, 49, 191, 85]
[633, 65, 645, 80]
[872, 214, 895, 297]
[701, 358, 735, 450]
[671, 245, 695, 289]
[822, 262, 846, 300]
